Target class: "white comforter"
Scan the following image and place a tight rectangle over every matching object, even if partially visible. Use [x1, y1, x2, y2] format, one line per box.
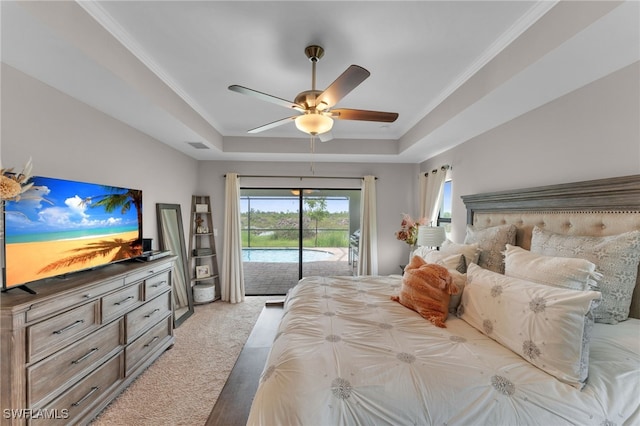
[247, 275, 640, 426]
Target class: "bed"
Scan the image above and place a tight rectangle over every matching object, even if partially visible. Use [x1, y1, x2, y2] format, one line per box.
[247, 175, 640, 426]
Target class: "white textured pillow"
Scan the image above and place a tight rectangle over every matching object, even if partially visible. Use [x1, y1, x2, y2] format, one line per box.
[464, 224, 517, 273]
[411, 245, 432, 260]
[504, 244, 601, 291]
[412, 249, 463, 272]
[440, 240, 481, 266]
[530, 227, 640, 324]
[459, 264, 601, 389]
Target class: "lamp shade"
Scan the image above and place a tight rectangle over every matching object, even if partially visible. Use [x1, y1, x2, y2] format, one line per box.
[417, 226, 446, 248]
[295, 112, 333, 135]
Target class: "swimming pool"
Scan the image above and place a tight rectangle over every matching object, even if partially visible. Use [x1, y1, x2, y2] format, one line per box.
[242, 248, 333, 262]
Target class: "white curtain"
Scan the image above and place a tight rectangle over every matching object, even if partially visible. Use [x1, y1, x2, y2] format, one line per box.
[419, 167, 448, 226]
[222, 173, 245, 303]
[357, 176, 378, 276]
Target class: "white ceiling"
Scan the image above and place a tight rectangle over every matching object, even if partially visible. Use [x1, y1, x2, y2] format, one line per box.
[2, 1, 638, 163]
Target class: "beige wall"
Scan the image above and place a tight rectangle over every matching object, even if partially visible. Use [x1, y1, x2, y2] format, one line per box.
[1, 64, 200, 248]
[420, 62, 640, 242]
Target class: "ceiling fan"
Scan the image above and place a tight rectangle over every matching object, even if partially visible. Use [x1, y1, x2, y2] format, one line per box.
[228, 45, 398, 142]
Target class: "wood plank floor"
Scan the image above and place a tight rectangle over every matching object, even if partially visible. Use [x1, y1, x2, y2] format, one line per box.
[206, 302, 284, 426]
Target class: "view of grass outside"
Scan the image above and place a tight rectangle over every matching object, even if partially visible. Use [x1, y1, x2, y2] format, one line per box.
[241, 210, 350, 248]
[241, 195, 350, 248]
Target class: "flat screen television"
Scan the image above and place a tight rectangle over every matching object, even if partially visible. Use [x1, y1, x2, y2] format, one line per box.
[3, 175, 143, 292]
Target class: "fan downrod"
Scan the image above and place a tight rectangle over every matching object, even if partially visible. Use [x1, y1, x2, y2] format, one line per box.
[305, 45, 324, 62]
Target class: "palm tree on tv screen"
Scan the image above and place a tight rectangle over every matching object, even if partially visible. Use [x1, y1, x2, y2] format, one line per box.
[89, 187, 143, 243]
[38, 186, 142, 274]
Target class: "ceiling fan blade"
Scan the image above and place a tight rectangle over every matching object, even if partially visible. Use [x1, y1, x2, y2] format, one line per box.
[316, 65, 370, 109]
[319, 131, 334, 142]
[247, 116, 297, 134]
[229, 85, 305, 111]
[331, 108, 399, 122]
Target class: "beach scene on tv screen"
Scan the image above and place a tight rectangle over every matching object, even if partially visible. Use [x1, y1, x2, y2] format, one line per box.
[4, 176, 142, 287]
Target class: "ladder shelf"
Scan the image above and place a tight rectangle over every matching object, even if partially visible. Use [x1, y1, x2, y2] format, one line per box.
[188, 195, 221, 304]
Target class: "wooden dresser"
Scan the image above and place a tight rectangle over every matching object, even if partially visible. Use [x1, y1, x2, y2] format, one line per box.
[0, 256, 176, 425]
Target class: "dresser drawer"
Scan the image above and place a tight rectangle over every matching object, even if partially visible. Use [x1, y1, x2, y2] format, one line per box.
[144, 271, 171, 300]
[126, 292, 171, 343]
[31, 353, 124, 426]
[27, 319, 123, 408]
[125, 316, 172, 376]
[101, 284, 142, 323]
[27, 302, 100, 363]
[124, 264, 170, 286]
[26, 278, 124, 323]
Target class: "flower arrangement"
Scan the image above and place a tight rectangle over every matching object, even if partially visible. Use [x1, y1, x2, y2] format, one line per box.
[1, 158, 33, 201]
[395, 213, 427, 246]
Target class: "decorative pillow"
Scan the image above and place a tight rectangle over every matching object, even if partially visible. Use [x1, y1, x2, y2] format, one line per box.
[459, 264, 601, 389]
[504, 244, 601, 291]
[530, 226, 640, 324]
[410, 249, 467, 312]
[412, 248, 464, 272]
[412, 245, 432, 260]
[391, 256, 458, 328]
[448, 269, 466, 313]
[454, 255, 467, 274]
[464, 224, 517, 273]
[441, 240, 481, 266]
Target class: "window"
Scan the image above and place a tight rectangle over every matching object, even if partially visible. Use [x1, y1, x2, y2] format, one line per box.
[438, 180, 452, 236]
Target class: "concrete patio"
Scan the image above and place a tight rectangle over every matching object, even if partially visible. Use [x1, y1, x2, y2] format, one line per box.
[243, 247, 354, 295]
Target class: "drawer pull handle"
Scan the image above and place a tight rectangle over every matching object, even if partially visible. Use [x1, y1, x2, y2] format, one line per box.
[144, 336, 159, 348]
[72, 348, 99, 365]
[114, 296, 134, 306]
[83, 294, 91, 299]
[144, 308, 161, 318]
[71, 386, 99, 407]
[53, 320, 84, 335]
[150, 281, 167, 288]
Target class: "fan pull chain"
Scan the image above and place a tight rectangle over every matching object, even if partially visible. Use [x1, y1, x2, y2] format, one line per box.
[309, 135, 316, 174]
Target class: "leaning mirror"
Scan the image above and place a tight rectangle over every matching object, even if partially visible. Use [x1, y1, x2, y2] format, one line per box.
[156, 203, 194, 328]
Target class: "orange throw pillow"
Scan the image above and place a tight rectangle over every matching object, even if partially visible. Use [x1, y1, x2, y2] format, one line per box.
[391, 256, 457, 327]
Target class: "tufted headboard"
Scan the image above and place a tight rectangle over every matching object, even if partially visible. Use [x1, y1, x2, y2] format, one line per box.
[462, 175, 640, 319]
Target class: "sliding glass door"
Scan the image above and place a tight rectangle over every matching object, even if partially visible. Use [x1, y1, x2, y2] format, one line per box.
[300, 189, 359, 279]
[240, 189, 299, 295]
[240, 188, 360, 295]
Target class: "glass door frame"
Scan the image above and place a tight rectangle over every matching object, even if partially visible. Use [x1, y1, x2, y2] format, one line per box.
[241, 186, 361, 294]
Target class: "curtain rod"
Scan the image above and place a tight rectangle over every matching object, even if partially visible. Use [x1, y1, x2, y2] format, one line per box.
[224, 174, 376, 180]
[424, 164, 451, 176]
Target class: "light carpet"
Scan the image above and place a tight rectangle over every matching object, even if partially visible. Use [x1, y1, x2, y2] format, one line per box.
[91, 296, 270, 426]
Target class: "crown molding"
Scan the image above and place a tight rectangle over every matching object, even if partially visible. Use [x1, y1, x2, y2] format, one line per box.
[409, 1, 558, 130]
[76, 1, 221, 131]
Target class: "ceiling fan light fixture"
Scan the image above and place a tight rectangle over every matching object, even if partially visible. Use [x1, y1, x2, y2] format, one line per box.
[229, 45, 397, 137]
[316, 101, 329, 111]
[295, 112, 333, 135]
